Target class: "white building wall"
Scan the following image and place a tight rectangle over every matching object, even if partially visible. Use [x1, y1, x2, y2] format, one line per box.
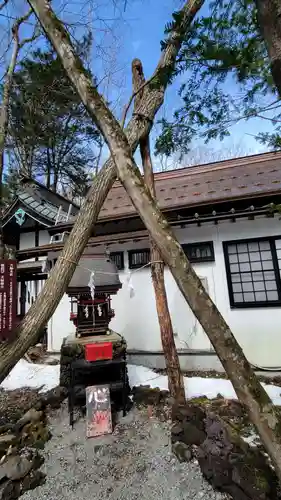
[20, 232, 35, 253]
[109, 215, 281, 369]
[47, 293, 75, 352]
[20, 229, 49, 250]
[211, 217, 281, 368]
[39, 230, 49, 246]
[20, 217, 281, 369]
[109, 244, 214, 353]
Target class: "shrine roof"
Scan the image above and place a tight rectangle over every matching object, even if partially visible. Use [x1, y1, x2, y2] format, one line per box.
[4, 151, 281, 233]
[48, 248, 122, 290]
[98, 151, 281, 221]
[2, 177, 78, 227]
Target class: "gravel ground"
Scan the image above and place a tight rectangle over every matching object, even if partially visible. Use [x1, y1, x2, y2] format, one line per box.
[21, 403, 228, 500]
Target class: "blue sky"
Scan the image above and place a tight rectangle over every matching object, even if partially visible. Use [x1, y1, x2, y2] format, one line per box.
[85, 0, 273, 161]
[1, 0, 276, 169]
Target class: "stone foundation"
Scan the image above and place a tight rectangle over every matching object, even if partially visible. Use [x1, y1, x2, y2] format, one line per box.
[0, 386, 67, 500]
[60, 332, 130, 413]
[60, 332, 127, 387]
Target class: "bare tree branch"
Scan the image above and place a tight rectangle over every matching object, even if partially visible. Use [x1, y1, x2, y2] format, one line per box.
[121, 72, 156, 128]
[0, 8, 38, 257]
[0, 0, 9, 12]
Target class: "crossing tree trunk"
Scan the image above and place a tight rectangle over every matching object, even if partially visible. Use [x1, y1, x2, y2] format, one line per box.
[0, 0, 203, 382]
[255, 0, 281, 98]
[25, 0, 281, 480]
[133, 58, 185, 403]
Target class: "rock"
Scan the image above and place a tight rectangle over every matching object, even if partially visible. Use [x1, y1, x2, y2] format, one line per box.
[0, 435, 17, 456]
[172, 442, 192, 463]
[15, 409, 43, 432]
[171, 423, 184, 443]
[20, 421, 51, 448]
[0, 425, 15, 436]
[2, 455, 33, 480]
[182, 421, 206, 446]
[197, 413, 279, 500]
[171, 420, 205, 447]
[133, 386, 161, 405]
[27, 346, 43, 363]
[172, 403, 205, 429]
[40, 386, 67, 409]
[209, 398, 249, 428]
[21, 470, 46, 493]
[47, 359, 60, 366]
[170, 404, 279, 499]
[0, 479, 20, 500]
[171, 405, 206, 447]
[19, 448, 44, 471]
[132, 386, 170, 406]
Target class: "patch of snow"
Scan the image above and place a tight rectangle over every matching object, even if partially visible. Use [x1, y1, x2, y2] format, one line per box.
[242, 432, 259, 447]
[127, 365, 281, 405]
[1, 361, 281, 406]
[0, 359, 60, 393]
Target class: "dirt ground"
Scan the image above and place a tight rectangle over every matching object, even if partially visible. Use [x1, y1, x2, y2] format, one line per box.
[21, 403, 228, 500]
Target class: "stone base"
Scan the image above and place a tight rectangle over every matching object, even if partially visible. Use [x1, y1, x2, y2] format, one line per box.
[60, 331, 130, 413]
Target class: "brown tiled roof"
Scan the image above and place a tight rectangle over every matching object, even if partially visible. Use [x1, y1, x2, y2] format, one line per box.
[99, 151, 281, 220]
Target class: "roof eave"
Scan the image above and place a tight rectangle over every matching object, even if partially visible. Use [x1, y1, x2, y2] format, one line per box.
[47, 189, 281, 234]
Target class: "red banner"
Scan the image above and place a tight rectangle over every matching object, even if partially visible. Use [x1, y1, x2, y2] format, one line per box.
[0, 260, 17, 341]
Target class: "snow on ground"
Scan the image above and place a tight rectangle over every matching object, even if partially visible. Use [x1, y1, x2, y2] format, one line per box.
[127, 364, 281, 405]
[0, 359, 60, 393]
[1, 361, 281, 405]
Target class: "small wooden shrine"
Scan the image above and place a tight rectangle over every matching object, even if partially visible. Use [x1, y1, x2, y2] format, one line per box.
[66, 248, 122, 338]
[47, 247, 122, 342]
[56, 248, 129, 423]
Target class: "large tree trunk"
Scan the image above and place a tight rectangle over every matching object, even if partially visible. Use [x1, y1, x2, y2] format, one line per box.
[0, 9, 35, 258]
[133, 58, 185, 403]
[26, 0, 281, 480]
[0, 0, 201, 381]
[0, 35, 18, 199]
[0, 23, 20, 259]
[142, 141, 185, 404]
[255, 0, 281, 98]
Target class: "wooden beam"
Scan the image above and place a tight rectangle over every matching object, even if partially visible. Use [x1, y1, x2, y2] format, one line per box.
[16, 206, 274, 261]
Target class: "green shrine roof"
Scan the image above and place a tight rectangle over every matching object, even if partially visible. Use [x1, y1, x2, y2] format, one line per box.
[18, 190, 68, 222]
[3, 177, 79, 228]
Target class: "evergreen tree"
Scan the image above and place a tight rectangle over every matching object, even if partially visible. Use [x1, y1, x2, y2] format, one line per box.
[6, 34, 102, 198]
[155, 0, 280, 157]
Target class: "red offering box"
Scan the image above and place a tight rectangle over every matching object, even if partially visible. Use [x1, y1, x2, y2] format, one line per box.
[85, 342, 113, 362]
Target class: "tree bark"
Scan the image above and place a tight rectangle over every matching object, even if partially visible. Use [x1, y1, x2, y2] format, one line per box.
[0, 9, 34, 193]
[26, 0, 281, 480]
[0, 33, 19, 202]
[0, 23, 20, 259]
[0, 9, 36, 258]
[0, 0, 201, 380]
[255, 0, 281, 98]
[133, 58, 185, 403]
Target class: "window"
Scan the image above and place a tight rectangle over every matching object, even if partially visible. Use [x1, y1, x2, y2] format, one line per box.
[128, 249, 150, 269]
[223, 237, 281, 308]
[110, 251, 124, 271]
[182, 241, 215, 263]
